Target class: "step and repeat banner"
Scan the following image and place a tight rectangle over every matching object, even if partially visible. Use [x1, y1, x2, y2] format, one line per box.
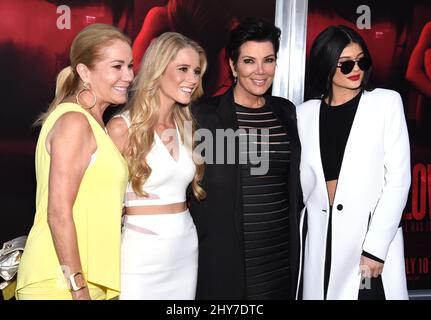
[0, 0, 430, 292]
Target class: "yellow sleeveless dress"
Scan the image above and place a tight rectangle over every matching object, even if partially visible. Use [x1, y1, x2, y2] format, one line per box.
[16, 103, 128, 299]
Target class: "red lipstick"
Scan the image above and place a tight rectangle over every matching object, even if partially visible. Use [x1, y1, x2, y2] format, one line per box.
[347, 75, 360, 81]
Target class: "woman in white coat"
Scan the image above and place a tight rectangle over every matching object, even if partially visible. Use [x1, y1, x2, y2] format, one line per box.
[297, 25, 410, 300]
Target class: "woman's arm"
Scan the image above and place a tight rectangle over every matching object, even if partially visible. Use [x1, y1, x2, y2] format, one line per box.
[46, 112, 96, 300]
[132, 6, 170, 72]
[106, 116, 129, 155]
[362, 92, 411, 262]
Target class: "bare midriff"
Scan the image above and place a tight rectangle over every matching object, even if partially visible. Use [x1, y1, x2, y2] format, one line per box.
[326, 179, 337, 206]
[125, 201, 187, 215]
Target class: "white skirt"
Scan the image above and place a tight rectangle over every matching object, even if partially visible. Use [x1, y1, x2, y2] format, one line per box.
[119, 210, 198, 300]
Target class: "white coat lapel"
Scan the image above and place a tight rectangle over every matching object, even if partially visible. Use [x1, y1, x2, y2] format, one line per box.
[334, 92, 369, 198]
[312, 101, 330, 209]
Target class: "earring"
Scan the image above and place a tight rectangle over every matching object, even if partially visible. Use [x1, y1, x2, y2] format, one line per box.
[233, 75, 237, 84]
[76, 82, 97, 110]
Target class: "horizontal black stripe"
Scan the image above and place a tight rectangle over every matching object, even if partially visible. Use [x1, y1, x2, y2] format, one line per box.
[247, 266, 290, 282]
[237, 118, 278, 123]
[244, 240, 289, 257]
[243, 225, 289, 241]
[243, 191, 284, 198]
[245, 249, 289, 264]
[242, 182, 286, 188]
[242, 206, 289, 215]
[247, 285, 290, 300]
[243, 199, 287, 207]
[244, 209, 288, 221]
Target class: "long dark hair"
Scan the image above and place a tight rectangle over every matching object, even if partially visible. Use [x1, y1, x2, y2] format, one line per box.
[305, 25, 374, 104]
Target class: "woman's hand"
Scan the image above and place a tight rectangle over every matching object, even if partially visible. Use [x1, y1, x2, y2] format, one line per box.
[360, 255, 384, 278]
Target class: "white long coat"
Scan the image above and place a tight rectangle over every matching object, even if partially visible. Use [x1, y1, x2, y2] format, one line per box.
[296, 89, 410, 300]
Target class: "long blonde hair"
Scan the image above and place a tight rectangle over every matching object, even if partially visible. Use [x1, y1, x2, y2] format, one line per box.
[127, 32, 207, 200]
[35, 23, 131, 125]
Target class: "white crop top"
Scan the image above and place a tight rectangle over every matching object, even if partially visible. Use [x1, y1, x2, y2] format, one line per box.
[115, 111, 196, 207]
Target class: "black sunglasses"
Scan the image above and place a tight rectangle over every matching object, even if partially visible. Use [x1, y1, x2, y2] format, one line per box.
[337, 56, 372, 75]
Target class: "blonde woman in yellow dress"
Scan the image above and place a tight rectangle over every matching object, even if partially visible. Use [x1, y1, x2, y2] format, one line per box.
[15, 23, 134, 300]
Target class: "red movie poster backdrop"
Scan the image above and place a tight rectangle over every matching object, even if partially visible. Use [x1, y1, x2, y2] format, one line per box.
[0, 0, 275, 247]
[307, 0, 431, 290]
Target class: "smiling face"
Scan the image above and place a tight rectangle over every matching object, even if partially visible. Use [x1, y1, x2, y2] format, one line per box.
[83, 39, 134, 106]
[332, 42, 365, 93]
[157, 47, 202, 107]
[230, 40, 276, 100]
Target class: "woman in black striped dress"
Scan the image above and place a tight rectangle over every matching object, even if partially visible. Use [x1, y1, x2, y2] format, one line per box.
[190, 17, 303, 300]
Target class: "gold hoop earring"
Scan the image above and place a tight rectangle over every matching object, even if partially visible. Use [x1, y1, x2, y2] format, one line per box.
[76, 82, 97, 110]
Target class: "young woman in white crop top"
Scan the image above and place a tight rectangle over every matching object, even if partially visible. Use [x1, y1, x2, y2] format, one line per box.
[107, 32, 207, 300]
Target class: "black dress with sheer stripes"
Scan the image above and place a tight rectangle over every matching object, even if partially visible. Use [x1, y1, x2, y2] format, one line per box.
[236, 103, 291, 299]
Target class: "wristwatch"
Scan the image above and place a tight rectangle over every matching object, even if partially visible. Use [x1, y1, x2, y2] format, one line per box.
[68, 271, 87, 292]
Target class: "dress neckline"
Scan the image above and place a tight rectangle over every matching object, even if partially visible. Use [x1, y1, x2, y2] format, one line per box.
[154, 121, 181, 163]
